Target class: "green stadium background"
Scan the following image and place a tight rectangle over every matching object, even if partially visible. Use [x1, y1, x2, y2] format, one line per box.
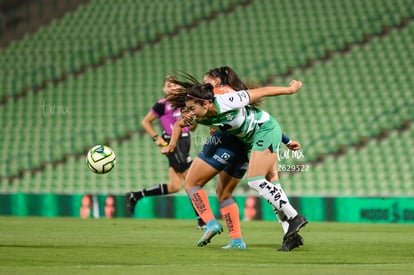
[0, 0, 413, 223]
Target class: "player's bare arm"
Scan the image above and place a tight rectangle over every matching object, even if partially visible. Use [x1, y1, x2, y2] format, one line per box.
[247, 80, 302, 103]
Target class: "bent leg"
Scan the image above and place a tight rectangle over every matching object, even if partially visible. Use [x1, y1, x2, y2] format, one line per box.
[184, 157, 219, 192]
[247, 150, 297, 217]
[248, 150, 307, 240]
[185, 157, 219, 224]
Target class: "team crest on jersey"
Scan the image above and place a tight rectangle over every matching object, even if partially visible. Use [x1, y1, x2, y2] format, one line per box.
[221, 152, 230, 160]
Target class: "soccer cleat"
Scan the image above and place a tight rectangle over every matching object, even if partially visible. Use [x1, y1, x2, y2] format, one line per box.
[197, 220, 223, 247]
[277, 233, 304, 252]
[125, 192, 139, 214]
[222, 238, 247, 250]
[284, 214, 308, 239]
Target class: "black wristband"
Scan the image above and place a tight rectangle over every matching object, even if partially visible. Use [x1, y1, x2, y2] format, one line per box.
[152, 134, 159, 141]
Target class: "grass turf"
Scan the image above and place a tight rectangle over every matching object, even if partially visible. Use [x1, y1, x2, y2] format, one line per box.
[0, 217, 413, 274]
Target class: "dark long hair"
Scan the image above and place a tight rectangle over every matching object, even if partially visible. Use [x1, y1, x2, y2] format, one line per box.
[205, 66, 248, 91]
[166, 72, 214, 109]
[166, 66, 261, 109]
[207, 66, 263, 106]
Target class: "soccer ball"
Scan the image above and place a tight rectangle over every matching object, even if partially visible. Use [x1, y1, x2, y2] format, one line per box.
[86, 145, 116, 174]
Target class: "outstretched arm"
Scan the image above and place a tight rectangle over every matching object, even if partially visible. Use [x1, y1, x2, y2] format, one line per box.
[247, 80, 302, 103]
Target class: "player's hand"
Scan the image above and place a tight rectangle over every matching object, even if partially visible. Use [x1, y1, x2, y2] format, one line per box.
[287, 140, 301, 151]
[161, 144, 175, 154]
[181, 109, 195, 126]
[154, 137, 168, 147]
[289, 80, 302, 94]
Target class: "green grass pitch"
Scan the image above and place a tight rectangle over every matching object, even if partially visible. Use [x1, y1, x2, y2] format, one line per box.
[1, 217, 413, 274]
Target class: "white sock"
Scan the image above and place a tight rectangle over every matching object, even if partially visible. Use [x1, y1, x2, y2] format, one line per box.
[248, 177, 297, 219]
[274, 183, 298, 219]
[274, 208, 289, 234]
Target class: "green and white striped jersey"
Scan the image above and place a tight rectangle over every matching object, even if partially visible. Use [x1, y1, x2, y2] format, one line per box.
[197, 90, 270, 145]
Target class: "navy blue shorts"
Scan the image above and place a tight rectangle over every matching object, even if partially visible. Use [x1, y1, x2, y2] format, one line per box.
[197, 131, 248, 179]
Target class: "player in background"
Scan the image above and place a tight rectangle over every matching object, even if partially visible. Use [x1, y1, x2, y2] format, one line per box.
[126, 76, 206, 229]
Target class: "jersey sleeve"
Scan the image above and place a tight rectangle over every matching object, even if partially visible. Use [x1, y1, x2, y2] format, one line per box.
[151, 101, 165, 117]
[214, 90, 250, 113]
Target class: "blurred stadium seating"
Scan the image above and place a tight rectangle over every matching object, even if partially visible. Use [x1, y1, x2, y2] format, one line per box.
[0, 0, 412, 196]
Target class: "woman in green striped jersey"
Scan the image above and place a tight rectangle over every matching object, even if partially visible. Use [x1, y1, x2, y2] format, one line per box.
[164, 74, 308, 248]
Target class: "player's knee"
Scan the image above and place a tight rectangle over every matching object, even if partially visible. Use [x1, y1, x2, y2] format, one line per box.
[184, 181, 194, 194]
[184, 179, 205, 194]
